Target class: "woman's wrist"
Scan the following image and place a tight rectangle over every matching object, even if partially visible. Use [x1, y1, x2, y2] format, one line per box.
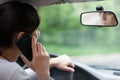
[37, 71, 50, 80]
[50, 58, 57, 68]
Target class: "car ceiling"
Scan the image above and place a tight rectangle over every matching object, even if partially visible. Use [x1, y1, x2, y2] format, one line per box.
[0, 0, 106, 7]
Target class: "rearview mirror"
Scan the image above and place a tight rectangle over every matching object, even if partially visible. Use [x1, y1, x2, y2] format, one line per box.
[80, 11, 118, 27]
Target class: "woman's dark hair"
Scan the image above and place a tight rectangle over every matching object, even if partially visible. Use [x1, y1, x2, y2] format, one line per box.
[0, 1, 40, 47]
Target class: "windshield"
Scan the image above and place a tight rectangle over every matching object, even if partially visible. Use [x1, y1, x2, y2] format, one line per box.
[37, 0, 120, 69]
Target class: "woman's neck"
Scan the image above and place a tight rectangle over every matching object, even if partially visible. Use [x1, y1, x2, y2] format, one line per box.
[0, 47, 20, 62]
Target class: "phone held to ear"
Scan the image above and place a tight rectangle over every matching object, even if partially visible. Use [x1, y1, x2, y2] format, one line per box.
[15, 33, 32, 62]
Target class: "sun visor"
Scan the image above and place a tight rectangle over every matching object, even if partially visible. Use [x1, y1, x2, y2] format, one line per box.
[28, 0, 105, 7]
[0, 0, 105, 7]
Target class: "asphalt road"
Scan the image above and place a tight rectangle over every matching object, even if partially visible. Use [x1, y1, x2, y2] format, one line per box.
[71, 53, 120, 68]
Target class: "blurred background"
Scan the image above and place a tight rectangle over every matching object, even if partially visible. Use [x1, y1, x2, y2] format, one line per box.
[37, 0, 120, 59]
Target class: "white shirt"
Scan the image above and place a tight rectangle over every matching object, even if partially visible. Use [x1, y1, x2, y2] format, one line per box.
[0, 59, 30, 80]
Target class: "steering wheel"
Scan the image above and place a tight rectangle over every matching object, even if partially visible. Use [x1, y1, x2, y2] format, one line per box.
[49, 53, 74, 80]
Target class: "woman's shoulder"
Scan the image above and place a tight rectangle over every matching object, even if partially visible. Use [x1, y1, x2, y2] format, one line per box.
[0, 59, 30, 80]
[0, 59, 21, 69]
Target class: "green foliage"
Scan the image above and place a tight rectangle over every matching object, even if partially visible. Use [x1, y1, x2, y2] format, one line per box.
[38, 4, 81, 32]
[37, 0, 120, 56]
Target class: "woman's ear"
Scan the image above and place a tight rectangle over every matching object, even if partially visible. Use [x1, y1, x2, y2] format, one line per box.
[16, 32, 25, 40]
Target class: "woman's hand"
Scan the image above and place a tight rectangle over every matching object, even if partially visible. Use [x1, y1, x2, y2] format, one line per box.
[50, 55, 75, 72]
[20, 36, 50, 80]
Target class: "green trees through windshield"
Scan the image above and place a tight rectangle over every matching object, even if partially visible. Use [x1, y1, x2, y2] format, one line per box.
[37, 0, 120, 56]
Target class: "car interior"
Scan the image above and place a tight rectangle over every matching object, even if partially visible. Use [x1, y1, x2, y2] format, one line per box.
[1, 0, 120, 80]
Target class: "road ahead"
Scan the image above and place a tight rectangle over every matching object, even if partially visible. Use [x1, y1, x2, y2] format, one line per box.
[71, 53, 120, 68]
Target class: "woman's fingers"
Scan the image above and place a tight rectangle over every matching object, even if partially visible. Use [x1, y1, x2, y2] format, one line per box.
[42, 46, 49, 56]
[69, 62, 75, 68]
[62, 66, 75, 72]
[20, 54, 31, 67]
[37, 43, 44, 56]
[32, 36, 37, 57]
[36, 42, 49, 57]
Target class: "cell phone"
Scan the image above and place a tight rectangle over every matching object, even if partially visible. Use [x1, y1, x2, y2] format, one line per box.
[15, 33, 32, 62]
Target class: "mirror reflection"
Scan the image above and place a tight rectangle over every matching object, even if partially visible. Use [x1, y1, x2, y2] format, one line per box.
[81, 11, 118, 26]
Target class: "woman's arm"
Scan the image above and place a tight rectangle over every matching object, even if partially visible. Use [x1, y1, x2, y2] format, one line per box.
[50, 55, 75, 72]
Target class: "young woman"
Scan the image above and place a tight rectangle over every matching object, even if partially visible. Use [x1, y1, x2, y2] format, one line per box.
[0, 1, 74, 80]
